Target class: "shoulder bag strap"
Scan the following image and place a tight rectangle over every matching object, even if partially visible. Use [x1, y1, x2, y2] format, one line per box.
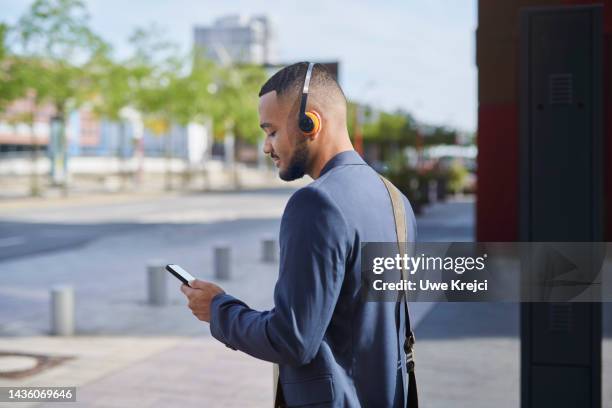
[379, 175, 419, 408]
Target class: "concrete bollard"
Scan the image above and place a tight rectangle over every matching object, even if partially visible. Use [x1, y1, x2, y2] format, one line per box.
[147, 260, 168, 306]
[262, 238, 277, 263]
[214, 245, 231, 280]
[50, 286, 75, 336]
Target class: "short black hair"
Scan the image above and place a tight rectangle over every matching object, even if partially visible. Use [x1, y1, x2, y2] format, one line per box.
[258, 62, 344, 100]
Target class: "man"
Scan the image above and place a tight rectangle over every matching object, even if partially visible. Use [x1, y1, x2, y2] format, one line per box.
[181, 62, 417, 407]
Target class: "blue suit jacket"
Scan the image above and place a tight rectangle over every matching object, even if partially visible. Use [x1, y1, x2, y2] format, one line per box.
[210, 150, 417, 407]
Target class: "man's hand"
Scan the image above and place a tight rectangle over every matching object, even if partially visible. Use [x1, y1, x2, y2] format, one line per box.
[180, 279, 225, 323]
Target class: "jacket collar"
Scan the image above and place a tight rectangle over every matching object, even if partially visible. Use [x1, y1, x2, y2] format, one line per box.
[318, 150, 366, 177]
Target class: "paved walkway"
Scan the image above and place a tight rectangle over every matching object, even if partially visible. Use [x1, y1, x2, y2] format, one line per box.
[1, 194, 610, 407]
[0, 336, 272, 408]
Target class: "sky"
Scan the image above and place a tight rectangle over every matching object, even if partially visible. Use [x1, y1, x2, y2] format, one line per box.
[2, 0, 478, 132]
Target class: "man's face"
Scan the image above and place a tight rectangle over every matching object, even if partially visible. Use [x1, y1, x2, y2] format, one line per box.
[259, 91, 309, 181]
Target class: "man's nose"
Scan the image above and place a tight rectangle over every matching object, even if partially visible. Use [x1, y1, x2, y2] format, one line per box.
[262, 136, 272, 155]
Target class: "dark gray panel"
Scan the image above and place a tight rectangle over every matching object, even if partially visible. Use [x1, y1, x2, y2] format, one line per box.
[529, 11, 593, 241]
[519, 5, 603, 408]
[532, 366, 591, 407]
[531, 302, 593, 365]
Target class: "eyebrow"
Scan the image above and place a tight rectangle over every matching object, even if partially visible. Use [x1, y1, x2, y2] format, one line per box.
[260, 122, 273, 130]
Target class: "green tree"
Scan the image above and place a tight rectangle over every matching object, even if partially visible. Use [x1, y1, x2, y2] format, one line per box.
[207, 63, 266, 144]
[90, 53, 132, 122]
[362, 110, 417, 162]
[166, 49, 221, 188]
[127, 25, 190, 190]
[204, 63, 266, 187]
[89, 53, 136, 189]
[423, 126, 457, 146]
[0, 23, 25, 111]
[12, 0, 109, 190]
[0, 23, 49, 196]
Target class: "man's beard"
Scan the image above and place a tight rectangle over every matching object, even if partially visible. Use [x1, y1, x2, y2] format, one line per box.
[279, 137, 309, 181]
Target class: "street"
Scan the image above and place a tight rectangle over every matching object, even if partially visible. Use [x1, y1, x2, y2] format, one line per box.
[0, 190, 610, 407]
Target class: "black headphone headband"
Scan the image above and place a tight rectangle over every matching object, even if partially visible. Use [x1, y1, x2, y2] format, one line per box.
[298, 62, 315, 132]
[299, 62, 315, 118]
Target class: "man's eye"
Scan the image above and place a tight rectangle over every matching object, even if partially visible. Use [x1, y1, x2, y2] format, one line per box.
[268, 131, 276, 137]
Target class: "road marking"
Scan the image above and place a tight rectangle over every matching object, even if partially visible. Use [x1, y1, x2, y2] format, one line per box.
[0, 236, 26, 247]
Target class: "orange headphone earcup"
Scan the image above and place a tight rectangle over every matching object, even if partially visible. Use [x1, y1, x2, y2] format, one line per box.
[303, 111, 320, 136]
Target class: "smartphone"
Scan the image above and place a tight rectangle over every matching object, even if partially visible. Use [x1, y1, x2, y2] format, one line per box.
[165, 264, 196, 286]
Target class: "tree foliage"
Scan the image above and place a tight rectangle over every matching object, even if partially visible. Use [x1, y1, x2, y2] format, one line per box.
[12, 0, 109, 115]
[362, 110, 417, 146]
[1, 0, 461, 156]
[0, 23, 28, 113]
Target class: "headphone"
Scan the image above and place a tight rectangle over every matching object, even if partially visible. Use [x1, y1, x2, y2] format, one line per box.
[298, 62, 321, 136]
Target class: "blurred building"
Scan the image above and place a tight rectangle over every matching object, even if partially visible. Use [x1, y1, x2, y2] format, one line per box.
[193, 15, 274, 65]
[0, 94, 53, 153]
[0, 100, 190, 160]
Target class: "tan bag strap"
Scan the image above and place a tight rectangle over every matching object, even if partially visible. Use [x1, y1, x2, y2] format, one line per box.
[379, 175, 418, 407]
[380, 177, 408, 267]
[379, 175, 415, 353]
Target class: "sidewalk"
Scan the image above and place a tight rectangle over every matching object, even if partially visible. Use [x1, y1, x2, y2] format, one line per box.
[4, 195, 607, 407]
[0, 336, 273, 408]
[0, 188, 290, 407]
[0, 194, 445, 407]
[0, 159, 294, 201]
